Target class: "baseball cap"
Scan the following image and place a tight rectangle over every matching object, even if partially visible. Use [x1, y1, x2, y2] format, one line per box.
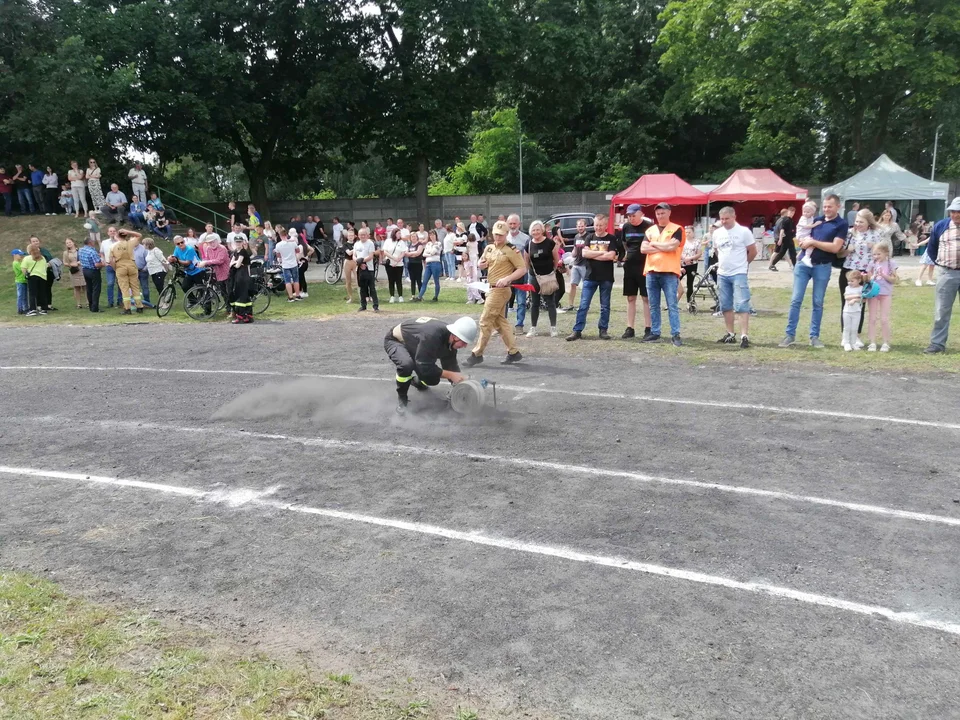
[626, 203, 643, 214]
[10, 249, 25, 256]
[655, 202, 671, 210]
[948, 197, 960, 212]
[492, 220, 509, 235]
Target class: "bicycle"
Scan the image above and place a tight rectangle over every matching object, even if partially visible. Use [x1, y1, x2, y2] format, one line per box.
[248, 260, 281, 315]
[183, 270, 227, 320]
[325, 247, 345, 284]
[156, 264, 185, 318]
[312, 238, 336, 265]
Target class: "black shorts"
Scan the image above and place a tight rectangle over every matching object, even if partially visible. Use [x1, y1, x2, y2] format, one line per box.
[622, 264, 647, 297]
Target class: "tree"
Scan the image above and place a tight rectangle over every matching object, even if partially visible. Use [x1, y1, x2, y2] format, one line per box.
[658, 0, 960, 180]
[83, 0, 373, 215]
[372, 0, 500, 222]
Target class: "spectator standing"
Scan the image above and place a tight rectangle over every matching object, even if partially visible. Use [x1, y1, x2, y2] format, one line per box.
[260, 221, 276, 264]
[245, 204, 261, 249]
[383, 228, 408, 303]
[225, 224, 246, 252]
[198, 234, 230, 302]
[679, 230, 704, 306]
[641, 203, 685, 346]
[62, 238, 86, 309]
[884, 201, 898, 224]
[923, 197, 960, 354]
[434, 219, 447, 246]
[332, 216, 344, 244]
[780, 194, 848, 348]
[506, 214, 531, 333]
[526, 220, 561, 338]
[296, 229, 313, 298]
[354, 227, 380, 312]
[78, 237, 104, 313]
[846, 202, 860, 227]
[374, 221, 386, 244]
[144, 238, 169, 294]
[305, 215, 318, 242]
[21, 245, 50, 315]
[29, 164, 45, 214]
[464, 228, 484, 304]
[406, 231, 425, 300]
[567, 212, 622, 341]
[12, 165, 36, 214]
[876, 209, 903, 255]
[417, 229, 442, 302]
[712, 207, 757, 348]
[67, 161, 88, 217]
[564, 218, 589, 312]
[132, 235, 154, 308]
[11, 249, 28, 314]
[100, 184, 128, 224]
[87, 159, 105, 210]
[866, 243, 898, 352]
[342, 228, 357, 303]
[618, 204, 655, 340]
[101, 226, 122, 307]
[274, 228, 303, 302]
[110, 229, 145, 314]
[41, 167, 59, 215]
[464, 220, 527, 366]
[227, 201, 242, 229]
[0, 167, 13, 216]
[229, 237, 254, 323]
[916, 234, 937, 286]
[769, 207, 797, 270]
[128, 162, 148, 201]
[441, 224, 457, 278]
[838, 209, 879, 347]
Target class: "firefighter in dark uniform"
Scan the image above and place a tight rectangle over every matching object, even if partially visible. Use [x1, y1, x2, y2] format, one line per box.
[384, 316, 479, 413]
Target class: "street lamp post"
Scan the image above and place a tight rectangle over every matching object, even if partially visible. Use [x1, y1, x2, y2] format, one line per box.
[518, 116, 523, 225]
[932, 123, 944, 181]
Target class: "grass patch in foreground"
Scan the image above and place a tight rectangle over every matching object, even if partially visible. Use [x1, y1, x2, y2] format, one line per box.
[0, 572, 487, 720]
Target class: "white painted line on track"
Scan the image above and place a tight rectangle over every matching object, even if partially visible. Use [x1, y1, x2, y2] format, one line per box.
[14, 415, 960, 529]
[2, 463, 959, 638]
[3, 364, 959, 431]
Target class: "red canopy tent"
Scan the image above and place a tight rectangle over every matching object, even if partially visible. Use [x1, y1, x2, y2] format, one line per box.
[707, 169, 808, 224]
[608, 173, 708, 231]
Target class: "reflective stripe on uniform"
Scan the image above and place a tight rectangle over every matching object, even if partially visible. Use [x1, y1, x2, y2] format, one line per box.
[396, 374, 413, 382]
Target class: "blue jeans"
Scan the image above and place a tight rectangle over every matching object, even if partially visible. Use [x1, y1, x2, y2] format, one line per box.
[442, 252, 456, 278]
[646, 272, 680, 337]
[16, 282, 28, 312]
[106, 266, 120, 306]
[785, 262, 832, 339]
[514, 273, 529, 327]
[573, 279, 613, 333]
[418, 262, 441, 298]
[138, 269, 153, 306]
[17, 187, 36, 214]
[128, 212, 145, 229]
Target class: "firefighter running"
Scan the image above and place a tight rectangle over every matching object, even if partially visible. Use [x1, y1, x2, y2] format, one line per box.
[384, 316, 479, 414]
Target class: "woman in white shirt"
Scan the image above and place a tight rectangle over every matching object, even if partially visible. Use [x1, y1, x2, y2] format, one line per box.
[67, 160, 88, 217]
[416, 230, 443, 302]
[143, 237, 171, 294]
[442, 224, 457, 277]
[382, 228, 408, 303]
[42, 167, 59, 215]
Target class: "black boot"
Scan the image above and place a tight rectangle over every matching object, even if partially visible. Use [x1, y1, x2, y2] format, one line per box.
[396, 379, 412, 413]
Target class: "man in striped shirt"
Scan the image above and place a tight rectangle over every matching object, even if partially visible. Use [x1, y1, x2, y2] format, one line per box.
[78, 237, 104, 312]
[923, 197, 960, 354]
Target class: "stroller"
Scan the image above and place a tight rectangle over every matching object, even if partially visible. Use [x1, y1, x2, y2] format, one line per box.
[684, 261, 719, 315]
[250, 258, 286, 296]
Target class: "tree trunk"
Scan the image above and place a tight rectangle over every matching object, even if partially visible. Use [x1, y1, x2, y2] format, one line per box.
[247, 171, 270, 222]
[416, 155, 429, 227]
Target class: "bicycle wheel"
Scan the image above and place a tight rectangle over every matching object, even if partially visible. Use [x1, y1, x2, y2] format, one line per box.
[183, 286, 218, 320]
[156, 285, 176, 318]
[253, 285, 271, 315]
[214, 287, 227, 313]
[325, 258, 343, 284]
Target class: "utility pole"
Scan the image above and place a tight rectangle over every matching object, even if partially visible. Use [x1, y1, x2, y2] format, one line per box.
[932, 124, 944, 181]
[518, 115, 524, 225]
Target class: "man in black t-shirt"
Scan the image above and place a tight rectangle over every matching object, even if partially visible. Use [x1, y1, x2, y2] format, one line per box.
[618, 203, 655, 339]
[567, 212, 623, 341]
[769, 206, 797, 271]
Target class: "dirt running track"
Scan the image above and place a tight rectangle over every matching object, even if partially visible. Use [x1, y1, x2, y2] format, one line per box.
[1, 315, 959, 719]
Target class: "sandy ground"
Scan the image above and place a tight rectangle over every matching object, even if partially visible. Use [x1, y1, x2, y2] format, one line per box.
[1, 316, 958, 719]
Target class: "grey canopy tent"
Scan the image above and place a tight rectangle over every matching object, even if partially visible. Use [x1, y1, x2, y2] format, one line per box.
[822, 154, 949, 218]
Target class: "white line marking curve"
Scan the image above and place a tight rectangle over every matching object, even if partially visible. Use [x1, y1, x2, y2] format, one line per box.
[2, 463, 959, 638]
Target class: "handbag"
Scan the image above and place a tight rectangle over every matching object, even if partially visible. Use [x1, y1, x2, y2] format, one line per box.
[69, 265, 79, 274]
[535, 271, 559, 295]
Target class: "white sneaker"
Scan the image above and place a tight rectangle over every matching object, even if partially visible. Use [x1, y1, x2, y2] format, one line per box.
[389, 296, 396, 303]
[398, 296, 404, 303]
[345, 298, 352, 304]
[854, 338, 865, 349]
[843, 343, 852, 352]
[867, 343, 877, 352]
[801, 255, 813, 268]
[550, 327, 558, 337]
[526, 327, 538, 338]
[299, 292, 308, 298]
[915, 279, 923, 287]
[880, 343, 891, 352]
[926, 281, 936, 286]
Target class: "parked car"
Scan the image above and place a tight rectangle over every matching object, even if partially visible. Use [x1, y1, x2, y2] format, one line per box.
[544, 212, 595, 250]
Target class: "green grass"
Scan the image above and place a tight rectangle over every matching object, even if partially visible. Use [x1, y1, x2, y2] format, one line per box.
[2, 214, 958, 372]
[0, 571, 504, 720]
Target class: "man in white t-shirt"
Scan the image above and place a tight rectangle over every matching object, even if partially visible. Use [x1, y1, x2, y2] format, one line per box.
[332, 216, 344, 244]
[385, 217, 398, 239]
[712, 206, 758, 348]
[225, 224, 246, 251]
[128, 162, 148, 202]
[274, 230, 303, 301]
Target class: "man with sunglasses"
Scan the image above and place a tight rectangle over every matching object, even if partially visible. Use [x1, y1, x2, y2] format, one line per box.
[167, 235, 207, 292]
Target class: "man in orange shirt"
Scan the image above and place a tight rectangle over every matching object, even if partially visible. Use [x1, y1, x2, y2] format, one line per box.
[641, 203, 684, 346]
